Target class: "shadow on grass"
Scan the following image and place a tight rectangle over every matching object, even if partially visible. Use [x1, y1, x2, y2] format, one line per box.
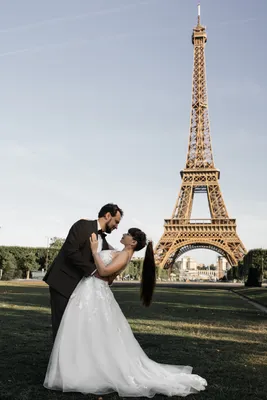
[1, 285, 267, 400]
[1, 307, 267, 400]
[2, 286, 266, 328]
[233, 287, 267, 308]
[113, 288, 267, 329]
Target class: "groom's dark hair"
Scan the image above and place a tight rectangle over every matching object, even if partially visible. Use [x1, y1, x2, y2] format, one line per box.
[98, 203, 123, 218]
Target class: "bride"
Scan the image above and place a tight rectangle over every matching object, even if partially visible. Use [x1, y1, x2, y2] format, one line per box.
[44, 227, 207, 397]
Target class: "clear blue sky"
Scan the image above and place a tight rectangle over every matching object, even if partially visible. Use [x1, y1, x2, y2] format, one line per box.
[0, 0, 266, 265]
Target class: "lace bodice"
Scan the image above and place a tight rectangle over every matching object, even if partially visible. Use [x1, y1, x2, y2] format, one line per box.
[98, 250, 117, 267]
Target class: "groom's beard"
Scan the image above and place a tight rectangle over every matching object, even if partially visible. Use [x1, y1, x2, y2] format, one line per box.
[105, 224, 112, 234]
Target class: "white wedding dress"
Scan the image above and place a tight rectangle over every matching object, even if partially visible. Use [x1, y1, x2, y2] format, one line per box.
[44, 250, 207, 397]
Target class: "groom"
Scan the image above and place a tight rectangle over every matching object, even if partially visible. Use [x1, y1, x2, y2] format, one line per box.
[43, 203, 123, 340]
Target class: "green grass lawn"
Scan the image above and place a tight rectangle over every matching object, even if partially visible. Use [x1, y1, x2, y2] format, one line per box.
[1, 281, 267, 400]
[233, 287, 267, 308]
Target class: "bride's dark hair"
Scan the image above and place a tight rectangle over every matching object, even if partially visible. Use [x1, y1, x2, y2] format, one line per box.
[128, 228, 156, 307]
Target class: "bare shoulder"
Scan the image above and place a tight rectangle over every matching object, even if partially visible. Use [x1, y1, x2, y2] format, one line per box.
[112, 251, 128, 261]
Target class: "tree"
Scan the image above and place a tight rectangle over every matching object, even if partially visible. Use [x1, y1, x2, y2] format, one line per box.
[155, 266, 160, 279]
[50, 237, 65, 249]
[131, 259, 143, 280]
[243, 248, 267, 286]
[245, 266, 261, 287]
[1, 253, 17, 280]
[21, 251, 39, 279]
[120, 259, 143, 280]
[227, 268, 233, 281]
[158, 268, 169, 281]
[43, 237, 65, 270]
[0, 243, 67, 276]
[172, 261, 181, 280]
[237, 260, 244, 281]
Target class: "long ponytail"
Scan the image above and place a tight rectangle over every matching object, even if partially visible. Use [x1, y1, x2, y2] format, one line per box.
[140, 241, 156, 307]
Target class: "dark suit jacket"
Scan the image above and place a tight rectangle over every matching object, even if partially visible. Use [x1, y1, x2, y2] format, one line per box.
[43, 219, 109, 299]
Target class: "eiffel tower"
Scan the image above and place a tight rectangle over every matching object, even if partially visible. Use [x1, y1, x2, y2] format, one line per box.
[154, 5, 246, 268]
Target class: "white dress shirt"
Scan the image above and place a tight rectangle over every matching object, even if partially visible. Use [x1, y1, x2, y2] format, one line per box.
[97, 220, 103, 253]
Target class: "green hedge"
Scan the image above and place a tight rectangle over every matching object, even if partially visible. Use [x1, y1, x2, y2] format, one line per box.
[0, 246, 60, 280]
[243, 248, 267, 286]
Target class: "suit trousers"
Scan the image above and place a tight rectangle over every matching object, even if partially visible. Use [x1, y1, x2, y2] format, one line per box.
[49, 287, 69, 341]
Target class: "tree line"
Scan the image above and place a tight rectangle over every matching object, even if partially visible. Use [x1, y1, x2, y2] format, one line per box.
[0, 240, 266, 286]
[227, 248, 267, 286]
[0, 237, 64, 280]
[0, 238, 170, 281]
